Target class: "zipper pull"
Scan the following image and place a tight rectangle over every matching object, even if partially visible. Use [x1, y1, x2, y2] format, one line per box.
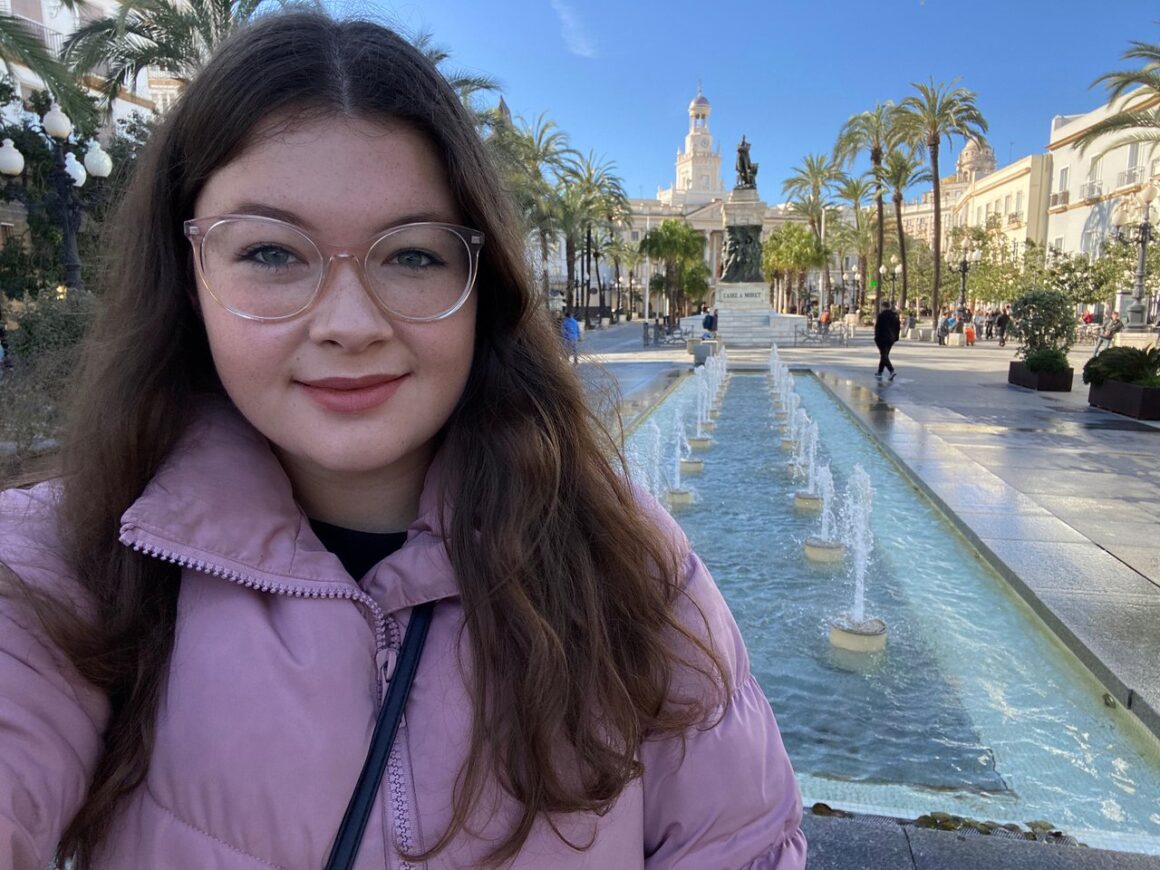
[376, 646, 398, 683]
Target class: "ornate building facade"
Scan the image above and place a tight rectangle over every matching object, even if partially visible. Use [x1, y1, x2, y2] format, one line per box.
[621, 88, 803, 316]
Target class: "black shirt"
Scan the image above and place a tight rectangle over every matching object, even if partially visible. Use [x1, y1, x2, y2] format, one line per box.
[309, 518, 407, 581]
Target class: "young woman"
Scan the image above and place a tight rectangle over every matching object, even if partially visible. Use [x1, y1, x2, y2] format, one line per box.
[0, 13, 805, 869]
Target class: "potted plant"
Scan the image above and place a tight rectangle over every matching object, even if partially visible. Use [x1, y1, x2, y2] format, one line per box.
[1082, 346, 1160, 419]
[1007, 289, 1075, 391]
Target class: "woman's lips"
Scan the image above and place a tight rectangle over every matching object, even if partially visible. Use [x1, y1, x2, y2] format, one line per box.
[298, 375, 406, 413]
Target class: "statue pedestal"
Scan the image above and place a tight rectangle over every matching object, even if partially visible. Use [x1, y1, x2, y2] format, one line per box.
[724, 187, 765, 229]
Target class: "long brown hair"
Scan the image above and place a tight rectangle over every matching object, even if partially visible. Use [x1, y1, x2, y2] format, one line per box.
[6, 12, 727, 866]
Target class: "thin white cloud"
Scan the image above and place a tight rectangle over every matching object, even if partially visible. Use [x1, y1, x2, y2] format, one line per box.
[550, 0, 597, 58]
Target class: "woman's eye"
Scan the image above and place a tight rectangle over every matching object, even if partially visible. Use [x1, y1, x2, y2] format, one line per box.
[242, 245, 300, 269]
[393, 249, 439, 269]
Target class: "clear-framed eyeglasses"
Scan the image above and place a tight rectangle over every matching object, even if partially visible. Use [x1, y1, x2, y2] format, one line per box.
[183, 214, 485, 322]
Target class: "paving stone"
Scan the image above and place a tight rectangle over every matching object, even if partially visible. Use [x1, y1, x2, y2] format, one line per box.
[802, 815, 915, 870]
[907, 826, 1160, 869]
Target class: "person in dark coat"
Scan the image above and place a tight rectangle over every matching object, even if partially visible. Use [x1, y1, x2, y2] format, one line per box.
[874, 300, 901, 380]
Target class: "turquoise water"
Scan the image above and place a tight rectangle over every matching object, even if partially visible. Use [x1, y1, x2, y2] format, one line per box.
[625, 371, 1160, 853]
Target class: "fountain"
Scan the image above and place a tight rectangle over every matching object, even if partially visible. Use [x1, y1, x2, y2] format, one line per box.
[781, 407, 805, 452]
[792, 421, 822, 512]
[666, 421, 695, 505]
[688, 369, 713, 450]
[804, 465, 844, 562]
[830, 465, 887, 652]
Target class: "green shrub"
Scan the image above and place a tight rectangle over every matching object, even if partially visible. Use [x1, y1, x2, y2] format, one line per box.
[1009, 289, 1075, 361]
[1024, 347, 1071, 373]
[1082, 346, 1160, 387]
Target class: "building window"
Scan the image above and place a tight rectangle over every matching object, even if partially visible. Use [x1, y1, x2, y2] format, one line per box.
[976, 207, 983, 225]
[0, 222, 12, 245]
[1016, 191, 1023, 214]
[1088, 155, 1102, 179]
[1058, 166, 1069, 192]
[1004, 194, 1012, 214]
[1053, 236, 1064, 253]
[1128, 142, 1140, 171]
[631, 231, 639, 241]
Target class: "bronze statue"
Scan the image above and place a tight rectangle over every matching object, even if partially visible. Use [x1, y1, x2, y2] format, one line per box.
[721, 225, 763, 283]
[735, 136, 758, 189]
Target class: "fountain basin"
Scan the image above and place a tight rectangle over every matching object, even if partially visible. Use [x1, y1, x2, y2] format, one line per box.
[794, 491, 823, 512]
[679, 458, 704, 475]
[830, 616, 887, 653]
[779, 439, 796, 451]
[804, 537, 845, 563]
[666, 488, 695, 506]
[700, 420, 716, 432]
[687, 436, 712, 450]
[710, 408, 721, 419]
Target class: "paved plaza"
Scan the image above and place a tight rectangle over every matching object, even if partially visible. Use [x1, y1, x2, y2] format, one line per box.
[575, 320, 1160, 869]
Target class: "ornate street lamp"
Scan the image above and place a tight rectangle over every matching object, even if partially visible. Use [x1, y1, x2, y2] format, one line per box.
[0, 105, 113, 291]
[889, 254, 900, 306]
[877, 263, 886, 308]
[956, 245, 980, 333]
[1112, 182, 1156, 332]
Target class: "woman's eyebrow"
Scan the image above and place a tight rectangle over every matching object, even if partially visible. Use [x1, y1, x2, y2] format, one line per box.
[223, 202, 462, 234]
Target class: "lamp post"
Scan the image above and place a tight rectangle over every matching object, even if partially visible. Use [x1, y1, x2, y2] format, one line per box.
[1112, 182, 1156, 332]
[955, 246, 980, 333]
[0, 105, 113, 291]
[877, 263, 886, 309]
[888, 254, 900, 306]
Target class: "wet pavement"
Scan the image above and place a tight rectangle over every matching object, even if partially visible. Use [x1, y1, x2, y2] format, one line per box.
[573, 321, 1160, 869]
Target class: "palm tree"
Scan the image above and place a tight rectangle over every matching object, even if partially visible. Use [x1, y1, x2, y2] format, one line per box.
[639, 219, 704, 321]
[64, 4, 495, 115]
[562, 150, 628, 323]
[835, 103, 897, 287]
[486, 113, 574, 302]
[834, 174, 875, 306]
[783, 152, 842, 303]
[880, 149, 931, 310]
[1076, 37, 1160, 159]
[0, 5, 93, 126]
[894, 78, 988, 329]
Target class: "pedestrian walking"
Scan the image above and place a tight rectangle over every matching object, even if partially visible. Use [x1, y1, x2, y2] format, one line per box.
[0, 12, 806, 870]
[874, 300, 901, 379]
[996, 306, 1011, 347]
[1093, 310, 1123, 355]
[561, 308, 581, 364]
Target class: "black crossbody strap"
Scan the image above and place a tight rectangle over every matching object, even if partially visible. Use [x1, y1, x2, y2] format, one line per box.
[324, 601, 436, 870]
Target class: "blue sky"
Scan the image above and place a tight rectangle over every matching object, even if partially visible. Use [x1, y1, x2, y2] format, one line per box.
[342, 0, 1158, 202]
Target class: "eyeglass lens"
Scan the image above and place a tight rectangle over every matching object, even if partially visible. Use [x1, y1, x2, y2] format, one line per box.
[199, 218, 473, 319]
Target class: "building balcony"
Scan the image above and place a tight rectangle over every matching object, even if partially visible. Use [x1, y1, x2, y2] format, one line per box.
[1116, 166, 1146, 188]
[1049, 191, 1070, 209]
[1006, 212, 1024, 228]
[1079, 180, 1103, 201]
[0, 8, 67, 59]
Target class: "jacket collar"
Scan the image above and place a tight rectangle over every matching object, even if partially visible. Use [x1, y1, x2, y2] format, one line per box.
[119, 398, 461, 611]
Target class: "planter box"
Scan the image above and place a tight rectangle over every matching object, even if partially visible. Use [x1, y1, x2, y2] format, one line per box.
[1008, 361, 1073, 392]
[1087, 380, 1160, 420]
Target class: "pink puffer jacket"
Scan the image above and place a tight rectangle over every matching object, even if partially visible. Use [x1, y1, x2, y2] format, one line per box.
[0, 402, 806, 869]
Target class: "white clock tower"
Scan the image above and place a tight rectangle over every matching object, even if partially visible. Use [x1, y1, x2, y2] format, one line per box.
[658, 85, 724, 208]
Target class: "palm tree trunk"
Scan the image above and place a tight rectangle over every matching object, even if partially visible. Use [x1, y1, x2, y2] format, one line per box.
[594, 251, 605, 319]
[930, 140, 942, 330]
[874, 160, 885, 302]
[565, 235, 576, 311]
[583, 223, 592, 327]
[894, 192, 909, 310]
[540, 233, 551, 309]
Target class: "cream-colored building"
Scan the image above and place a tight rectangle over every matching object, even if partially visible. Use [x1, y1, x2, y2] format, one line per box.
[900, 140, 995, 253]
[617, 88, 807, 315]
[1045, 88, 1160, 260]
[0, 0, 155, 122]
[949, 153, 1051, 254]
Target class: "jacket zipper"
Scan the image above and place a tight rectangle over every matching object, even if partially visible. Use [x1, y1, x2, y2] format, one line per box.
[121, 524, 422, 866]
